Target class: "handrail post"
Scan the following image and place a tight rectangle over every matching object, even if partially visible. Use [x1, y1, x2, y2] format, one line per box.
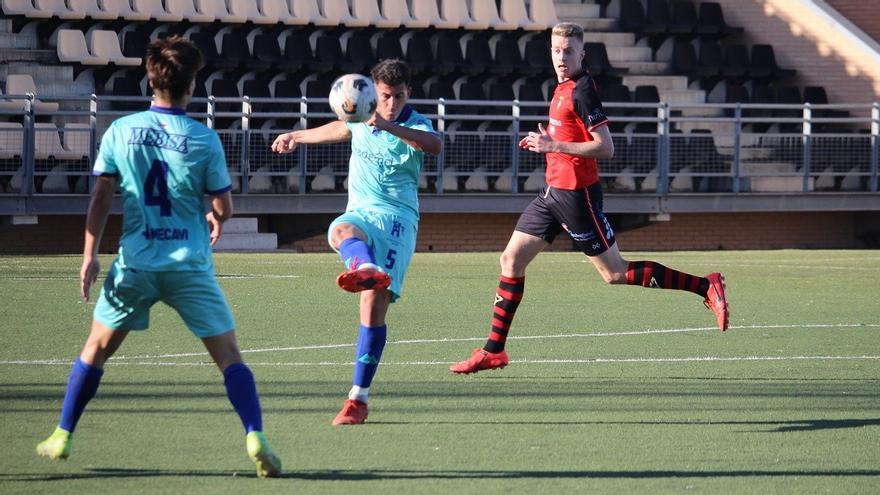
[207, 96, 216, 129]
[511, 99, 520, 193]
[22, 94, 35, 197]
[298, 96, 308, 194]
[657, 102, 669, 195]
[802, 102, 812, 193]
[871, 102, 879, 192]
[732, 104, 742, 193]
[88, 94, 98, 193]
[437, 98, 446, 194]
[240, 97, 251, 194]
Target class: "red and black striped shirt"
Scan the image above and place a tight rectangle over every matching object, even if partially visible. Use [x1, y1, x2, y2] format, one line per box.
[545, 70, 609, 190]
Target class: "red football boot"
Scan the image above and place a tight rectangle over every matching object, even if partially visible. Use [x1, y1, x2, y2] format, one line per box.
[449, 348, 509, 374]
[703, 272, 729, 331]
[336, 265, 391, 293]
[332, 399, 368, 426]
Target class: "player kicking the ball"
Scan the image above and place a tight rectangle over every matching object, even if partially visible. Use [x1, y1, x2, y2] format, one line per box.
[36, 36, 281, 477]
[450, 22, 729, 375]
[272, 59, 441, 425]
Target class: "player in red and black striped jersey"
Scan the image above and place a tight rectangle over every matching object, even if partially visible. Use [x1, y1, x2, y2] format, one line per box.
[450, 23, 730, 374]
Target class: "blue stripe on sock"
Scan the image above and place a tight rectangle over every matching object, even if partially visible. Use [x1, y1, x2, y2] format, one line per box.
[223, 363, 263, 434]
[353, 324, 387, 388]
[338, 237, 375, 270]
[59, 357, 104, 432]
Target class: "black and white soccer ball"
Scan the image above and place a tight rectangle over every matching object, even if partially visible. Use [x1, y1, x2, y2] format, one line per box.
[329, 74, 378, 123]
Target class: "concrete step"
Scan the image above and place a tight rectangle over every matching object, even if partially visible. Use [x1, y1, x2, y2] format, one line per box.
[213, 233, 278, 251]
[555, 2, 601, 18]
[213, 217, 277, 251]
[659, 89, 705, 105]
[750, 176, 813, 192]
[578, 17, 618, 31]
[583, 31, 635, 47]
[223, 217, 259, 234]
[2, 63, 73, 83]
[740, 161, 797, 174]
[622, 75, 688, 91]
[614, 61, 669, 74]
[0, 19, 11, 33]
[606, 46, 652, 62]
[0, 33, 37, 49]
[0, 48, 57, 64]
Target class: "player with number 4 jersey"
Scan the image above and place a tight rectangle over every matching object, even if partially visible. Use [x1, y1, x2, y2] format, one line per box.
[272, 60, 441, 425]
[36, 36, 281, 478]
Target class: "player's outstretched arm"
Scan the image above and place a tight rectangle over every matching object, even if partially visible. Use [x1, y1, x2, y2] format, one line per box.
[271, 121, 352, 154]
[370, 114, 441, 155]
[207, 191, 233, 247]
[81, 175, 116, 302]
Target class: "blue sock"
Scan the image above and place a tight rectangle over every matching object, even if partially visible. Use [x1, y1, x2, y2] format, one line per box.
[353, 324, 387, 388]
[223, 363, 263, 434]
[338, 237, 375, 270]
[58, 357, 104, 433]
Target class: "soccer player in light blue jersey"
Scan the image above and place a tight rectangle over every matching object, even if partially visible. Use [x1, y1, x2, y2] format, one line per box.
[36, 36, 281, 477]
[272, 59, 441, 425]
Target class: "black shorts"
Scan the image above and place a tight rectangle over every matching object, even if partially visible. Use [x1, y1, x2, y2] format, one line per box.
[514, 183, 616, 256]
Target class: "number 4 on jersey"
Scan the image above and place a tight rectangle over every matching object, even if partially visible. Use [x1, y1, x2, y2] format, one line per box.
[144, 159, 172, 216]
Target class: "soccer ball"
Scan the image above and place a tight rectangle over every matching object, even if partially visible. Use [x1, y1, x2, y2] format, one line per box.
[328, 74, 377, 123]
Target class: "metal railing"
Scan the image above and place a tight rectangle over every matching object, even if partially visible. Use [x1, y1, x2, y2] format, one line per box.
[1, 93, 877, 196]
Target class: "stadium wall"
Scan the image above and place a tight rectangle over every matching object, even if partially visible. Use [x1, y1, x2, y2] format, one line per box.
[825, 0, 880, 42]
[0, 212, 869, 254]
[712, 0, 880, 102]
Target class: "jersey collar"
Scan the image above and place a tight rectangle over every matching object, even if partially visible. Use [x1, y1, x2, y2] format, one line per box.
[560, 69, 588, 85]
[149, 105, 186, 115]
[394, 105, 413, 124]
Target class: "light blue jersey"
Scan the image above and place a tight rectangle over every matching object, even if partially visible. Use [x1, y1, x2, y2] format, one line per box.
[94, 106, 232, 272]
[345, 106, 435, 225]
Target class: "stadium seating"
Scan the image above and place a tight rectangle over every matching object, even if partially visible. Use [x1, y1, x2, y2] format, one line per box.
[499, 0, 545, 31]
[56, 29, 109, 65]
[89, 31, 142, 66]
[5, 75, 60, 113]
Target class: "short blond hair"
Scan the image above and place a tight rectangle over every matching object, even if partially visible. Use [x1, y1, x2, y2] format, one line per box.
[552, 22, 584, 39]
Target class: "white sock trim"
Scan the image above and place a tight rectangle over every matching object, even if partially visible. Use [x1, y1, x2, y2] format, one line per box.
[348, 385, 369, 403]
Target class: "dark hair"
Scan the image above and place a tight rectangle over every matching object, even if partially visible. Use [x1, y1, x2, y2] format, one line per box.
[370, 58, 411, 87]
[145, 35, 204, 101]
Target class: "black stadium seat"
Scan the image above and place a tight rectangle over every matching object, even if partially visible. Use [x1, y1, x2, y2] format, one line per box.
[376, 34, 404, 62]
[523, 38, 552, 74]
[671, 41, 697, 77]
[463, 35, 493, 75]
[584, 42, 628, 77]
[669, 1, 698, 35]
[699, 2, 744, 37]
[344, 31, 375, 73]
[696, 41, 722, 79]
[750, 44, 796, 79]
[722, 44, 748, 79]
[284, 30, 329, 73]
[435, 33, 466, 76]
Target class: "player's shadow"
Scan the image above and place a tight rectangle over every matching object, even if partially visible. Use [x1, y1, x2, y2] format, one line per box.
[372, 418, 880, 432]
[8, 467, 880, 482]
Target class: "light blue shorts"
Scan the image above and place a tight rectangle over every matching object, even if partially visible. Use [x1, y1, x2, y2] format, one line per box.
[93, 258, 235, 338]
[328, 210, 417, 302]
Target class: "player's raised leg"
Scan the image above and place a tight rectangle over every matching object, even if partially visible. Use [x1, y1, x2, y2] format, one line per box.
[203, 332, 281, 477]
[589, 243, 729, 331]
[37, 321, 127, 460]
[331, 222, 390, 293]
[451, 231, 547, 374]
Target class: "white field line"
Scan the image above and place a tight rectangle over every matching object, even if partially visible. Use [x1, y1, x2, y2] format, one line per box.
[2, 274, 303, 281]
[1, 323, 877, 366]
[2, 355, 879, 367]
[104, 323, 878, 361]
